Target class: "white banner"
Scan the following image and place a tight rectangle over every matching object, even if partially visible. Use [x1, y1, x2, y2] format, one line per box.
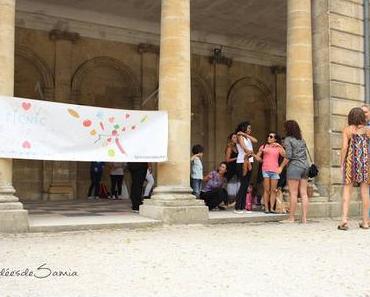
[0, 96, 168, 162]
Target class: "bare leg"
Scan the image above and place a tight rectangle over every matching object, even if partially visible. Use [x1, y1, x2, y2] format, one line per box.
[359, 182, 369, 227]
[341, 183, 353, 224]
[299, 179, 309, 223]
[263, 178, 271, 212]
[270, 179, 279, 211]
[287, 179, 299, 222]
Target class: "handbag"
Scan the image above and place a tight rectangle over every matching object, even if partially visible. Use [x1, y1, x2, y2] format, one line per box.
[305, 144, 319, 178]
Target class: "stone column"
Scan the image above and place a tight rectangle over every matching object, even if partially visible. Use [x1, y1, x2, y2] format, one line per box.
[47, 29, 79, 200]
[0, 0, 29, 232]
[286, 0, 314, 158]
[140, 0, 208, 223]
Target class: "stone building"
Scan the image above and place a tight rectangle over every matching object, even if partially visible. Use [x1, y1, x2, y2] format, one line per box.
[0, 0, 367, 231]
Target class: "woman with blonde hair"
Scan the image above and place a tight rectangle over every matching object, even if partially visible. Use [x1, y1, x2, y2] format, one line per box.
[338, 107, 370, 230]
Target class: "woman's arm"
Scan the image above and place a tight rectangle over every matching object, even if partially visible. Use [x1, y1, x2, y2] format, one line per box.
[237, 131, 258, 144]
[203, 171, 213, 182]
[253, 147, 263, 162]
[237, 135, 253, 155]
[340, 127, 350, 169]
[279, 146, 287, 158]
[277, 158, 289, 174]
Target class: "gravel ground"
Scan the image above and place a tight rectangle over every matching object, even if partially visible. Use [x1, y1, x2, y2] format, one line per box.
[0, 219, 369, 297]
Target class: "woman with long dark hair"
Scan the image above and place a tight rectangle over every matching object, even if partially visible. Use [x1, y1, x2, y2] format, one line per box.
[234, 121, 257, 214]
[282, 120, 309, 223]
[338, 107, 370, 230]
[200, 162, 228, 210]
[224, 133, 238, 181]
[254, 132, 287, 213]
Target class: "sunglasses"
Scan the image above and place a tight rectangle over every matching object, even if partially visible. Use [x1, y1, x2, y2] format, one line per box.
[268, 134, 276, 139]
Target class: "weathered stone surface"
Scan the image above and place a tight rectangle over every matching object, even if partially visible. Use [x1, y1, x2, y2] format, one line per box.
[330, 46, 363, 68]
[331, 98, 362, 116]
[329, 13, 363, 35]
[330, 63, 364, 85]
[330, 30, 364, 52]
[330, 0, 363, 20]
[331, 81, 364, 101]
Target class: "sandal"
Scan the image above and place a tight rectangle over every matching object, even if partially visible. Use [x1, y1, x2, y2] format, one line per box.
[359, 222, 369, 229]
[337, 222, 349, 231]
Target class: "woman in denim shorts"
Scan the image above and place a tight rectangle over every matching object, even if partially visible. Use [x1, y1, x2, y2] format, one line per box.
[254, 132, 287, 213]
[281, 120, 310, 223]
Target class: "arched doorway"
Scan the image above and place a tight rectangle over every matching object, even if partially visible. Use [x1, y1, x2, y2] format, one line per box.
[71, 56, 140, 199]
[227, 76, 276, 142]
[13, 47, 55, 201]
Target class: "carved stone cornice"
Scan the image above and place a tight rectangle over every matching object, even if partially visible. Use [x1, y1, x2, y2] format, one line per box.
[49, 29, 80, 43]
[137, 43, 160, 54]
[271, 66, 286, 75]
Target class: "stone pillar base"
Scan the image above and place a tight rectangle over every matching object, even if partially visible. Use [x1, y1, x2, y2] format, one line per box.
[47, 184, 74, 201]
[140, 186, 209, 224]
[0, 189, 29, 232]
[0, 210, 29, 233]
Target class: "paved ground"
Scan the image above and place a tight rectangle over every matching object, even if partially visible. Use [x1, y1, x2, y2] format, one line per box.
[0, 219, 369, 297]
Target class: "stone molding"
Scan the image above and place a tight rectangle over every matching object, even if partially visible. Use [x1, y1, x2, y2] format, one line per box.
[49, 29, 80, 43]
[71, 56, 141, 100]
[226, 76, 276, 114]
[15, 45, 55, 98]
[15, 8, 285, 66]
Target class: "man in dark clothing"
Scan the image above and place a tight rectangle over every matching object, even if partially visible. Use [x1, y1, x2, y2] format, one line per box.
[88, 162, 105, 199]
[128, 162, 148, 212]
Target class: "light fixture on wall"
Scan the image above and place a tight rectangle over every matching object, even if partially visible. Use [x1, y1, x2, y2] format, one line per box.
[209, 47, 232, 67]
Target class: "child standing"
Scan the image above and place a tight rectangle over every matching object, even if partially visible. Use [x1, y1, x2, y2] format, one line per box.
[191, 144, 204, 198]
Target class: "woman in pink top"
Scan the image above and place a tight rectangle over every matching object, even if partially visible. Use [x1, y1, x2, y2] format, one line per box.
[254, 132, 287, 213]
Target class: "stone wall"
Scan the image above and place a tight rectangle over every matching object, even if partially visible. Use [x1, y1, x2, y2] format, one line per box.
[13, 27, 280, 201]
[313, 0, 365, 201]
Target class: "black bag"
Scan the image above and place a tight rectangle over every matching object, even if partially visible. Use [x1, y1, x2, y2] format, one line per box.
[305, 144, 319, 178]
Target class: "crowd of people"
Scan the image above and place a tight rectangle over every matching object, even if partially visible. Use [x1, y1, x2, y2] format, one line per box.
[86, 106, 370, 229]
[87, 162, 154, 212]
[191, 110, 370, 229]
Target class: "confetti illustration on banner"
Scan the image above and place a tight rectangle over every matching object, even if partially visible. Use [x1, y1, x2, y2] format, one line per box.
[67, 108, 151, 158]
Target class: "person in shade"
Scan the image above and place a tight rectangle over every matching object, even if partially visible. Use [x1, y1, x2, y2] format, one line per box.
[87, 161, 105, 199]
[109, 162, 125, 199]
[234, 121, 257, 214]
[200, 162, 228, 211]
[128, 162, 148, 212]
[190, 144, 204, 198]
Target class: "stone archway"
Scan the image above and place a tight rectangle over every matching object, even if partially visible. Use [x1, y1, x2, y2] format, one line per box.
[191, 75, 213, 172]
[71, 56, 141, 199]
[226, 76, 276, 142]
[13, 46, 55, 201]
[71, 56, 141, 108]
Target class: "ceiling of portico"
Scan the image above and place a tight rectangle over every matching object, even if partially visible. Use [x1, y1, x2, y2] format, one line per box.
[16, 0, 287, 62]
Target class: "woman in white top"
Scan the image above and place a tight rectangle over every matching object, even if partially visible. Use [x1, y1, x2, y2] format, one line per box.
[234, 121, 258, 213]
[109, 162, 125, 199]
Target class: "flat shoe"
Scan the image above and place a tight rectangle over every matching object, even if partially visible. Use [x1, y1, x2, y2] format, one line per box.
[337, 222, 349, 231]
[359, 223, 369, 229]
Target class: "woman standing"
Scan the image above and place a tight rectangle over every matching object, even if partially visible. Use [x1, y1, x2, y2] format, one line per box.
[338, 107, 370, 230]
[224, 133, 238, 181]
[282, 120, 310, 223]
[234, 121, 257, 214]
[200, 162, 228, 210]
[109, 162, 125, 199]
[254, 132, 287, 213]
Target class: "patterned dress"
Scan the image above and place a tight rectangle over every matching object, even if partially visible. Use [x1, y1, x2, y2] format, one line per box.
[344, 133, 369, 184]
